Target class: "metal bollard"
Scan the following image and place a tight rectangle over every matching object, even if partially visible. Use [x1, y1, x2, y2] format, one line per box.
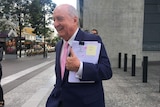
[159, 78, 160, 93]
[124, 53, 127, 72]
[118, 53, 121, 68]
[131, 55, 136, 76]
[142, 56, 148, 83]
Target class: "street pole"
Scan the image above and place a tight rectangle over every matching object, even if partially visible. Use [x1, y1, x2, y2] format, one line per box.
[40, 0, 48, 58]
[43, 11, 46, 58]
[18, 13, 22, 58]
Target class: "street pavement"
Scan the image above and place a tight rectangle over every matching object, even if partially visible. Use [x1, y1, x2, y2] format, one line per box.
[104, 65, 160, 107]
[2, 52, 55, 107]
[1, 53, 160, 107]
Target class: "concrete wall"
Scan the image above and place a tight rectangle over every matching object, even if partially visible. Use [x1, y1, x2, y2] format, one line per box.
[143, 51, 160, 62]
[80, 0, 145, 67]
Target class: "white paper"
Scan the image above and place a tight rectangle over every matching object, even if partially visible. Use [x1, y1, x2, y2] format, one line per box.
[68, 41, 101, 83]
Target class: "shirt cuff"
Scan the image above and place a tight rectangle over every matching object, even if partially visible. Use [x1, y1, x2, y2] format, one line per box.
[75, 62, 83, 79]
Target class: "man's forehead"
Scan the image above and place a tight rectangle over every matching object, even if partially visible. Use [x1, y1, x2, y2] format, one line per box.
[53, 11, 65, 18]
[53, 7, 68, 15]
[54, 5, 68, 12]
[53, 9, 69, 19]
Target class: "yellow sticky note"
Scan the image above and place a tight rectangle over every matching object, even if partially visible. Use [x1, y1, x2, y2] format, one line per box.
[86, 45, 97, 56]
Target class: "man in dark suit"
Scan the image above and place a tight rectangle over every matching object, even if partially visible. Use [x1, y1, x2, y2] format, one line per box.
[46, 4, 112, 107]
[91, 29, 99, 35]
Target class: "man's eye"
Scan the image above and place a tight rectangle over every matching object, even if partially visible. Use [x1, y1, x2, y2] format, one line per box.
[57, 17, 64, 21]
[53, 17, 64, 22]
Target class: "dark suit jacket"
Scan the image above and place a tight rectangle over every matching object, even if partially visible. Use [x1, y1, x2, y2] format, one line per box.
[46, 29, 112, 107]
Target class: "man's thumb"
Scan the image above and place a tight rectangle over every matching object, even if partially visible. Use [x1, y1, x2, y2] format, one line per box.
[69, 48, 75, 57]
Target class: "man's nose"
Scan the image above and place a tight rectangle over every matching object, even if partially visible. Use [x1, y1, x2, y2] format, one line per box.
[53, 20, 58, 27]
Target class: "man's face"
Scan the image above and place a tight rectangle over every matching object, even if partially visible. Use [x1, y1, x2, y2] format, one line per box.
[53, 7, 77, 40]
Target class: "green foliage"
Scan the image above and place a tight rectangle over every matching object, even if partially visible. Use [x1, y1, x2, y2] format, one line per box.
[29, 0, 56, 36]
[0, 19, 16, 31]
[0, 0, 56, 37]
[51, 36, 61, 46]
[0, 0, 31, 31]
[29, 0, 43, 35]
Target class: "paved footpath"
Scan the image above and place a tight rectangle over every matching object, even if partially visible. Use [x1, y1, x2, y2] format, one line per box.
[104, 65, 160, 107]
[4, 64, 160, 107]
[4, 64, 55, 107]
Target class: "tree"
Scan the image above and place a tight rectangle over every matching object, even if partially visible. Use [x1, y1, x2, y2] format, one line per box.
[51, 36, 61, 46]
[28, 0, 56, 37]
[28, 0, 56, 58]
[0, 0, 56, 37]
[0, 0, 31, 57]
[0, 0, 31, 29]
[0, 19, 16, 32]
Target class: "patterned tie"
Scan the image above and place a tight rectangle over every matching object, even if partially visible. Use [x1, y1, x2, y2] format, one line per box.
[61, 42, 69, 79]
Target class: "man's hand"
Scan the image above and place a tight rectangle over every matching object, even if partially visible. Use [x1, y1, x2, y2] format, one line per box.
[66, 48, 80, 72]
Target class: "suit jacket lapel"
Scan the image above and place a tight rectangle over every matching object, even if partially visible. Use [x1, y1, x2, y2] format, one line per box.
[56, 40, 63, 82]
[75, 29, 85, 41]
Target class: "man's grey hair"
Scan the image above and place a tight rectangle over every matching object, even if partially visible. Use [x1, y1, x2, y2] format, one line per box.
[67, 5, 79, 18]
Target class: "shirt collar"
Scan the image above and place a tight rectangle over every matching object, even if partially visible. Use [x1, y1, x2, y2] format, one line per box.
[65, 28, 79, 46]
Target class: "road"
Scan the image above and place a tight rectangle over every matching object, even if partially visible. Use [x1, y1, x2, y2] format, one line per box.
[1, 52, 55, 94]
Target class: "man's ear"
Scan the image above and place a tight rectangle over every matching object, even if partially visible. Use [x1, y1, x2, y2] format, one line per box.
[73, 17, 78, 23]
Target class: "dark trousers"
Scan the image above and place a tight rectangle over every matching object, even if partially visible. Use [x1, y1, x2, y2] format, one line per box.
[0, 67, 4, 102]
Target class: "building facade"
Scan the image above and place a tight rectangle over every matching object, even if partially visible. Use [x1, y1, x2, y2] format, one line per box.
[77, 0, 160, 67]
